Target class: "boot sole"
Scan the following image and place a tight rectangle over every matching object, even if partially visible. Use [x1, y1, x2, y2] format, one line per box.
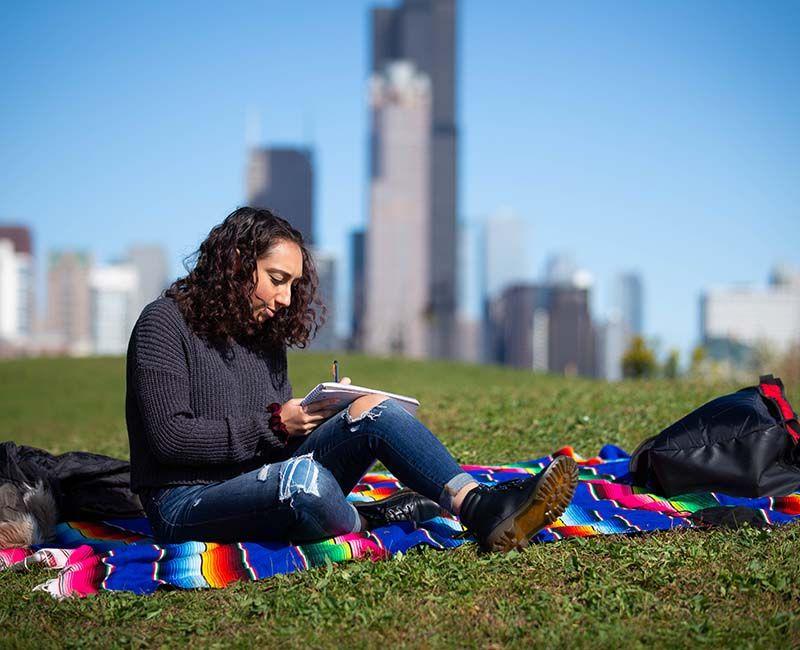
[484, 455, 579, 553]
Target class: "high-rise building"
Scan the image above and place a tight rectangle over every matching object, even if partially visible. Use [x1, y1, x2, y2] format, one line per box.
[0, 226, 34, 346]
[483, 210, 533, 300]
[89, 263, 139, 355]
[127, 244, 170, 320]
[548, 286, 596, 377]
[616, 272, 644, 336]
[46, 251, 92, 355]
[370, 0, 457, 358]
[309, 250, 337, 351]
[349, 229, 366, 350]
[247, 147, 314, 245]
[489, 284, 546, 369]
[596, 312, 626, 381]
[456, 220, 483, 362]
[364, 61, 432, 358]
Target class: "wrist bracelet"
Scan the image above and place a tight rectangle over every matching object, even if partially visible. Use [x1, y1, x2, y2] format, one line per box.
[267, 402, 289, 443]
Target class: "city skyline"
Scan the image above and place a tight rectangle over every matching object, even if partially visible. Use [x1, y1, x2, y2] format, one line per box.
[2, 1, 799, 360]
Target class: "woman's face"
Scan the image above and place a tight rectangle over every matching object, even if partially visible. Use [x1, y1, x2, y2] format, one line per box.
[250, 239, 304, 320]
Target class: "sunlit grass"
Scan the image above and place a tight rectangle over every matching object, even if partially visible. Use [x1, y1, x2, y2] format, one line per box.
[1, 353, 798, 648]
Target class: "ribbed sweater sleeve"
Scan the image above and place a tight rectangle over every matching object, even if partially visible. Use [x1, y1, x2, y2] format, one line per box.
[130, 301, 286, 467]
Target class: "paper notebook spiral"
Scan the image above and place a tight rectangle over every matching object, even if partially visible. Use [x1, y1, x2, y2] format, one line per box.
[300, 382, 420, 416]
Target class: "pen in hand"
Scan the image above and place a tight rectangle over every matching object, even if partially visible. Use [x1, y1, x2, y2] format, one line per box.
[332, 359, 339, 383]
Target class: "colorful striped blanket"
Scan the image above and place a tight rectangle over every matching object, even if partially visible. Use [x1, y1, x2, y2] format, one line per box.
[2, 445, 799, 599]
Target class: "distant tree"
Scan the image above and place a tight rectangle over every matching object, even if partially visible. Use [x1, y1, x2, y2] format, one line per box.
[663, 349, 680, 379]
[690, 345, 707, 374]
[622, 336, 657, 379]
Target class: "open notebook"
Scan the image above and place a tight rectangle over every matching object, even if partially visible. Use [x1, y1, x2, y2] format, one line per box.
[300, 382, 419, 416]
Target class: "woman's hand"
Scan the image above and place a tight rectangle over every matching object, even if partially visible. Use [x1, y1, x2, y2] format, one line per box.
[340, 376, 352, 385]
[279, 398, 341, 438]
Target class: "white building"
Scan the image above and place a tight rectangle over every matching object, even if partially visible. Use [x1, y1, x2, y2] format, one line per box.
[90, 264, 139, 355]
[596, 311, 627, 381]
[701, 268, 800, 355]
[364, 61, 432, 358]
[0, 227, 34, 347]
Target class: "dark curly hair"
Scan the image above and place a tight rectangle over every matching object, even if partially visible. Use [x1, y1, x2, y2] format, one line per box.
[165, 207, 324, 350]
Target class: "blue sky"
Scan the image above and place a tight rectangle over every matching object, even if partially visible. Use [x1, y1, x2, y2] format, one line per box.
[1, 1, 798, 360]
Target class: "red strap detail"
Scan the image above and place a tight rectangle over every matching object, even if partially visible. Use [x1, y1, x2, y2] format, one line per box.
[760, 380, 800, 444]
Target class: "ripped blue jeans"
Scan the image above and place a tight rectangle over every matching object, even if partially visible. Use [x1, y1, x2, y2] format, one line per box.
[143, 400, 475, 543]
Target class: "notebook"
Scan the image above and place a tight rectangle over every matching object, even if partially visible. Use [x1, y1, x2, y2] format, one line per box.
[300, 382, 420, 416]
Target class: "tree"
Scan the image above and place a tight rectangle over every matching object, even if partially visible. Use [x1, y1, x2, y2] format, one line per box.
[622, 336, 657, 379]
[663, 348, 680, 379]
[690, 345, 707, 374]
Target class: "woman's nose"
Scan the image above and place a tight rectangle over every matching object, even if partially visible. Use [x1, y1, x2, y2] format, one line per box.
[276, 286, 291, 307]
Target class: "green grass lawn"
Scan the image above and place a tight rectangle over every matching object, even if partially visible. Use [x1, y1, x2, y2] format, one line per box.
[1, 354, 799, 648]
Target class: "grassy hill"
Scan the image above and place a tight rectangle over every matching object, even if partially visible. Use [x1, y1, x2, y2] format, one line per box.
[1, 354, 798, 648]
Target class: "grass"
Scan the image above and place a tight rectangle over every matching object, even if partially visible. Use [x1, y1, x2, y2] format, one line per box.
[1, 353, 799, 649]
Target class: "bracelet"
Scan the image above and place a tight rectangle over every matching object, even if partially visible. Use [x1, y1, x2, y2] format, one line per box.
[267, 402, 289, 443]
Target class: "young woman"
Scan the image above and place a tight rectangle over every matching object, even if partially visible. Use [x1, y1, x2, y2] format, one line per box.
[126, 207, 578, 552]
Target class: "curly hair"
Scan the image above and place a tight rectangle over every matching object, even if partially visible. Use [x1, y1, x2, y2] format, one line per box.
[165, 207, 324, 350]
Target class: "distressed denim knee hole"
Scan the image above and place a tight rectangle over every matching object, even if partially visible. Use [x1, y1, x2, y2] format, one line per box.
[277, 453, 322, 502]
[344, 401, 389, 429]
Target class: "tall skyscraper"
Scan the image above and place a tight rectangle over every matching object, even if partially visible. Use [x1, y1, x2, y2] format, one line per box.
[247, 147, 314, 245]
[370, 0, 457, 358]
[483, 209, 533, 299]
[596, 312, 626, 381]
[89, 263, 139, 355]
[0, 226, 34, 346]
[455, 220, 483, 362]
[615, 272, 644, 336]
[308, 250, 337, 351]
[46, 251, 92, 355]
[365, 61, 432, 358]
[127, 244, 170, 320]
[489, 284, 545, 369]
[549, 286, 596, 377]
[349, 229, 366, 350]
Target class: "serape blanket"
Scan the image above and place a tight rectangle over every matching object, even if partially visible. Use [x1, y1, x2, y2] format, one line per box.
[2, 445, 799, 599]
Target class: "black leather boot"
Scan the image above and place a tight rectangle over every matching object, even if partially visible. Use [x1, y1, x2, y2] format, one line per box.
[353, 489, 444, 529]
[459, 455, 579, 552]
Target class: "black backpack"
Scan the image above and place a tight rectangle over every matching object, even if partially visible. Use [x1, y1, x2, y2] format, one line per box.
[629, 375, 800, 497]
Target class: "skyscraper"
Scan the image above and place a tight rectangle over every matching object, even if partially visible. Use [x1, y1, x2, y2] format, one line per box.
[456, 220, 483, 362]
[615, 272, 644, 336]
[548, 286, 596, 377]
[364, 61, 431, 358]
[0, 225, 34, 346]
[247, 147, 314, 245]
[126, 244, 169, 319]
[489, 284, 545, 369]
[483, 209, 533, 299]
[370, 0, 457, 358]
[46, 251, 92, 355]
[349, 229, 366, 350]
[308, 250, 337, 351]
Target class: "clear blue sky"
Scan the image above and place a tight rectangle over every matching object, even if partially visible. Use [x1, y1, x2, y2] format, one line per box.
[2, 1, 798, 360]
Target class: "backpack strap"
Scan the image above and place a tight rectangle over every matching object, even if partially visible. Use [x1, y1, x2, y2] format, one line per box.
[758, 374, 800, 445]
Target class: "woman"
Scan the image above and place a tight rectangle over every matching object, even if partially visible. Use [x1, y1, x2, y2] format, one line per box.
[126, 207, 578, 552]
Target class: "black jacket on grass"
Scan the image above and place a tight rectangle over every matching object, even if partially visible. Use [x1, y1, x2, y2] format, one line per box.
[125, 298, 293, 493]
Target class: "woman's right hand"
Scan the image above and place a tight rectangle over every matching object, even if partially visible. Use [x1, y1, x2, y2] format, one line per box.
[279, 398, 341, 438]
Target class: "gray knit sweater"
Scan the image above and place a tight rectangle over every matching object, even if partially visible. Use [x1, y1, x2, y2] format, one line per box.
[125, 297, 293, 492]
